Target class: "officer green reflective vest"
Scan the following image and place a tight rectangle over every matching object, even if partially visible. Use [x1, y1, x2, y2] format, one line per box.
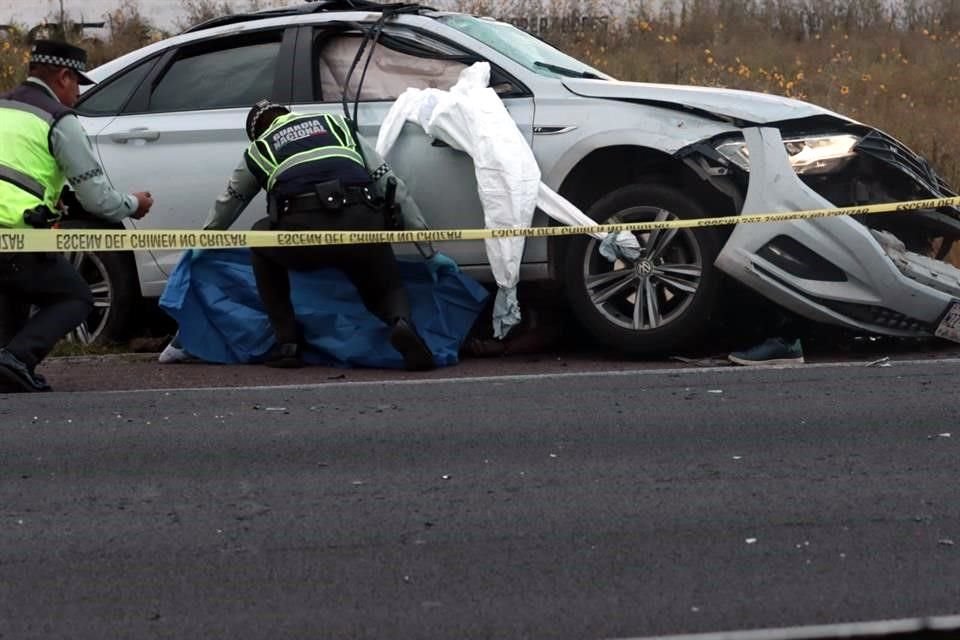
[244, 112, 367, 193]
[0, 88, 68, 229]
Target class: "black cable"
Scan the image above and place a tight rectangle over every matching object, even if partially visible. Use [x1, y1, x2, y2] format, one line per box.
[340, 23, 374, 124]
[352, 16, 388, 127]
[340, 4, 424, 136]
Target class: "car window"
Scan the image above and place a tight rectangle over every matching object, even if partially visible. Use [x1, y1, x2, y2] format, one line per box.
[75, 57, 156, 116]
[440, 15, 607, 80]
[313, 34, 467, 102]
[149, 34, 282, 112]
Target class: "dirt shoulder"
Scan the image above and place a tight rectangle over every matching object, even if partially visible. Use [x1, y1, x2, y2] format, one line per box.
[35, 337, 960, 393]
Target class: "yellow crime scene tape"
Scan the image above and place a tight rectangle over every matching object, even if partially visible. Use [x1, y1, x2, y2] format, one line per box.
[1, 195, 959, 253]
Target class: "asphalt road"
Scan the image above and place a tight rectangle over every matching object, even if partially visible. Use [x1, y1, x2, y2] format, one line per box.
[2, 359, 959, 639]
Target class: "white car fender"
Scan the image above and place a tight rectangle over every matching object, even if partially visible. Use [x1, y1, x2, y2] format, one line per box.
[538, 105, 740, 190]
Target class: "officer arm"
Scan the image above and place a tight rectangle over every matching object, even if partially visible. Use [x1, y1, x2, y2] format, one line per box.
[202, 158, 261, 231]
[49, 114, 139, 222]
[357, 134, 436, 258]
[357, 135, 430, 231]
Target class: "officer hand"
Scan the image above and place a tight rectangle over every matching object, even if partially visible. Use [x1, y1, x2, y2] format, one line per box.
[426, 252, 459, 282]
[132, 191, 154, 219]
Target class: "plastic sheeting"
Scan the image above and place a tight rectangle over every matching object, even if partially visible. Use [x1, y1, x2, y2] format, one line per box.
[376, 62, 640, 337]
[159, 249, 490, 369]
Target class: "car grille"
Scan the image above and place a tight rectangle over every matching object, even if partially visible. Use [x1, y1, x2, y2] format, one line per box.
[754, 265, 931, 334]
[816, 299, 929, 332]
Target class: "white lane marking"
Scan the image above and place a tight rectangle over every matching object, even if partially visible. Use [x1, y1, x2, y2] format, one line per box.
[96, 356, 960, 396]
[607, 614, 960, 640]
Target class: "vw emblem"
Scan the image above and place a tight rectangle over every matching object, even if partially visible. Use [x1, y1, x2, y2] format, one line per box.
[635, 260, 655, 276]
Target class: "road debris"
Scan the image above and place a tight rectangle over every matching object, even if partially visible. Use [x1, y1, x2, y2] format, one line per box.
[745, 538, 758, 544]
[939, 539, 955, 546]
[865, 356, 891, 367]
[670, 356, 731, 367]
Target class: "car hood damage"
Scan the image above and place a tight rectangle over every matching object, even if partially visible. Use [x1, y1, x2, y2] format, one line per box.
[562, 78, 853, 125]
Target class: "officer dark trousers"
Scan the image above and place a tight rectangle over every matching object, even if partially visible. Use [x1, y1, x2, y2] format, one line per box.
[249, 204, 411, 347]
[0, 253, 94, 369]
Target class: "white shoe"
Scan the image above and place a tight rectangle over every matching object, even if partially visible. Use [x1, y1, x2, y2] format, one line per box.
[158, 342, 196, 364]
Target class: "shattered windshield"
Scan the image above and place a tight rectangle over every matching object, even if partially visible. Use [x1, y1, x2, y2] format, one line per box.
[439, 15, 611, 80]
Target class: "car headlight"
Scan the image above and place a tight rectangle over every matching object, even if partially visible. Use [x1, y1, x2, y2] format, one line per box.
[715, 133, 861, 175]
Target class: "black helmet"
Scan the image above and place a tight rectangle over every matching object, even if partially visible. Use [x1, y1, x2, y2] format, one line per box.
[246, 99, 290, 140]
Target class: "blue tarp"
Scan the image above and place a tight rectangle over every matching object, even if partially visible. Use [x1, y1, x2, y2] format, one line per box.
[159, 249, 490, 369]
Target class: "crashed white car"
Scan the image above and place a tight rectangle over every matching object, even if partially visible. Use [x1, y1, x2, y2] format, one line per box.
[71, 0, 960, 352]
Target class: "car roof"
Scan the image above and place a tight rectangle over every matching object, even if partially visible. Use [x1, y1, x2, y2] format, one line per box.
[88, 1, 461, 81]
[182, 0, 437, 34]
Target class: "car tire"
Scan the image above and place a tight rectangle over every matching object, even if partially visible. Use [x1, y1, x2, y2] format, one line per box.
[563, 184, 723, 355]
[57, 221, 140, 345]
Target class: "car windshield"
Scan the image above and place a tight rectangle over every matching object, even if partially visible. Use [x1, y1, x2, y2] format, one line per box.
[438, 15, 610, 80]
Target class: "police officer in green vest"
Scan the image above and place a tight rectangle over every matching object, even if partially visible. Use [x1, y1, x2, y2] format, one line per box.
[203, 99, 455, 370]
[0, 40, 154, 392]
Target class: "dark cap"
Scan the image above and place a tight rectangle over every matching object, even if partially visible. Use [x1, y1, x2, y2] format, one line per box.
[30, 39, 95, 85]
[246, 99, 289, 140]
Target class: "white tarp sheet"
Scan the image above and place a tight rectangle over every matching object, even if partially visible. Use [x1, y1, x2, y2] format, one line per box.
[377, 62, 638, 337]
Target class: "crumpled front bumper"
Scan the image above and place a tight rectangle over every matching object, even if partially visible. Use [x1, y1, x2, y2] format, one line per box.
[715, 127, 960, 337]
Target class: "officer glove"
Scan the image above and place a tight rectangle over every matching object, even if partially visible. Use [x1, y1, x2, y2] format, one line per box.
[426, 252, 460, 282]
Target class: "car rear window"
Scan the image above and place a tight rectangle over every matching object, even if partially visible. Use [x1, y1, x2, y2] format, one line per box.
[76, 58, 156, 116]
[149, 38, 282, 112]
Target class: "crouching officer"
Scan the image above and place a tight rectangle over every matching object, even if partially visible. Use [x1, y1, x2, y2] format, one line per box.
[0, 40, 154, 393]
[203, 99, 439, 370]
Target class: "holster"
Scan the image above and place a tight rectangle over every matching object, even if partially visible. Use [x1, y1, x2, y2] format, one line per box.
[22, 204, 60, 229]
[267, 192, 282, 225]
[383, 177, 404, 230]
[313, 179, 348, 210]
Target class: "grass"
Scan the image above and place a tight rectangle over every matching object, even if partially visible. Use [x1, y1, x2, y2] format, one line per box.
[49, 340, 132, 358]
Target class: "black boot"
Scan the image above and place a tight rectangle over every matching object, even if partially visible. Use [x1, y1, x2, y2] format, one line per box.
[389, 318, 435, 371]
[263, 342, 303, 369]
[0, 349, 51, 393]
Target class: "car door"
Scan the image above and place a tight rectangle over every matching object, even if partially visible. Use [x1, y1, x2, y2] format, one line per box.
[81, 27, 296, 282]
[291, 23, 538, 266]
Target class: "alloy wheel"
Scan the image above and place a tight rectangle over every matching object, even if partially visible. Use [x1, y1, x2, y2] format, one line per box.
[581, 207, 704, 331]
[63, 251, 112, 344]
